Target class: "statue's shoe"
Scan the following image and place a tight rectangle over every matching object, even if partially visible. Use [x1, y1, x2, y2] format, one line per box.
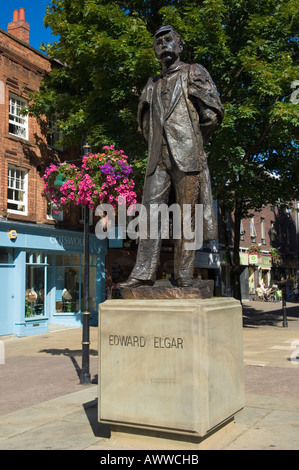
[118, 278, 154, 288]
[177, 277, 193, 287]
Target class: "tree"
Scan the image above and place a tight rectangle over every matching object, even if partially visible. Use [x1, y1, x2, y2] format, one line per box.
[29, 0, 299, 298]
[28, 0, 163, 157]
[159, 0, 299, 298]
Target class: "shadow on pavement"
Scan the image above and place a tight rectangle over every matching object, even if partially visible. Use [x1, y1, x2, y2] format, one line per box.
[83, 398, 111, 439]
[39, 347, 98, 383]
[242, 302, 299, 327]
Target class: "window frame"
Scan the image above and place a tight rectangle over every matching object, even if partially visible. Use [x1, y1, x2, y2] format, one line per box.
[240, 219, 245, 241]
[79, 206, 93, 225]
[250, 216, 257, 243]
[9, 93, 28, 140]
[47, 201, 64, 222]
[7, 165, 28, 215]
[47, 116, 63, 150]
[25, 251, 48, 318]
[260, 217, 265, 245]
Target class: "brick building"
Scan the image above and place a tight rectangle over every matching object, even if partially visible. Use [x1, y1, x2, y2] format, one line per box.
[0, 9, 107, 337]
[1, 9, 54, 224]
[218, 202, 299, 299]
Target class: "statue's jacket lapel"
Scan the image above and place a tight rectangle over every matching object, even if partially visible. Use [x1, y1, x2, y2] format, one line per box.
[146, 66, 204, 175]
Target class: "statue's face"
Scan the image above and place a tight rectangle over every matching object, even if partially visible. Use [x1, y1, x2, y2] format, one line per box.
[154, 31, 182, 62]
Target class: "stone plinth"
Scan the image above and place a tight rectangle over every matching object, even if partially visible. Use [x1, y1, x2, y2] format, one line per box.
[98, 297, 244, 438]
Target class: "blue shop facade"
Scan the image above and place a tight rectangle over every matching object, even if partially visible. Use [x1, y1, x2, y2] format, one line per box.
[0, 220, 108, 337]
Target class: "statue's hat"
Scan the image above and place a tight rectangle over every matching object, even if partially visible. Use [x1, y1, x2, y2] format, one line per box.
[154, 25, 182, 41]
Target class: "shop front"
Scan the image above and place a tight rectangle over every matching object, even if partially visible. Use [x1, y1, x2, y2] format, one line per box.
[219, 249, 250, 300]
[248, 253, 273, 299]
[194, 250, 221, 296]
[0, 220, 107, 337]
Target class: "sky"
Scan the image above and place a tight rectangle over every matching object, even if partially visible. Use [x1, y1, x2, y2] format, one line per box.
[0, 1, 58, 52]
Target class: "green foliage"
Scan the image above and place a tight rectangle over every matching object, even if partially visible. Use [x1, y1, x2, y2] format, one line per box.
[159, 0, 299, 215]
[29, 0, 161, 157]
[29, 0, 299, 213]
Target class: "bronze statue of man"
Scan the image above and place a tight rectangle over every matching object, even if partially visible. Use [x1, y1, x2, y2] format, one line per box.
[120, 25, 224, 288]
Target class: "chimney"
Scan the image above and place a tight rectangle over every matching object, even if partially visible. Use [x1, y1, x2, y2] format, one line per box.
[13, 9, 19, 22]
[7, 8, 30, 44]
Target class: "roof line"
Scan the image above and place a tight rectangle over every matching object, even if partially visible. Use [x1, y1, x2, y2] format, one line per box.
[0, 27, 49, 60]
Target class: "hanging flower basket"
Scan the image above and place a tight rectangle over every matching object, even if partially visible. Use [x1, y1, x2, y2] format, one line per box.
[248, 244, 262, 258]
[269, 248, 282, 264]
[42, 145, 137, 213]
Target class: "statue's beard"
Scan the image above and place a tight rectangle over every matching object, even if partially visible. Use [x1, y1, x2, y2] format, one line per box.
[159, 50, 177, 62]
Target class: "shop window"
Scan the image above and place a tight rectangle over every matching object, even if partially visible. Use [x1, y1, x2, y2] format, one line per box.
[54, 254, 97, 313]
[47, 201, 63, 221]
[56, 254, 63, 266]
[26, 251, 45, 264]
[64, 254, 71, 265]
[72, 254, 80, 265]
[79, 207, 93, 225]
[25, 251, 48, 318]
[55, 266, 81, 313]
[9, 94, 28, 139]
[25, 266, 46, 317]
[0, 248, 13, 264]
[7, 165, 28, 215]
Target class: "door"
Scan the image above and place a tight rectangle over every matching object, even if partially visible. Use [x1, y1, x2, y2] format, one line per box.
[0, 265, 15, 336]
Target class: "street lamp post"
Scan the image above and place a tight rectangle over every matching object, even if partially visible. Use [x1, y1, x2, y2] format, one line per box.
[81, 141, 92, 384]
[279, 278, 288, 328]
[282, 286, 288, 328]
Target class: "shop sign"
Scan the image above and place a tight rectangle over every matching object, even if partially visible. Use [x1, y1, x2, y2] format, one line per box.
[260, 255, 272, 266]
[220, 251, 251, 266]
[221, 251, 248, 265]
[50, 234, 83, 251]
[248, 254, 271, 266]
[249, 254, 259, 265]
[8, 230, 17, 240]
[239, 252, 248, 265]
[49, 234, 102, 253]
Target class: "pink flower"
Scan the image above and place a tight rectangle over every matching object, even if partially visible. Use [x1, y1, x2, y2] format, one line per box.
[42, 145, 137, 211]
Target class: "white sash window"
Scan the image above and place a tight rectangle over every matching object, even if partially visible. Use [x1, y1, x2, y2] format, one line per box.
[7, 165, 28, 215]
[9, 94, 28, 139]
